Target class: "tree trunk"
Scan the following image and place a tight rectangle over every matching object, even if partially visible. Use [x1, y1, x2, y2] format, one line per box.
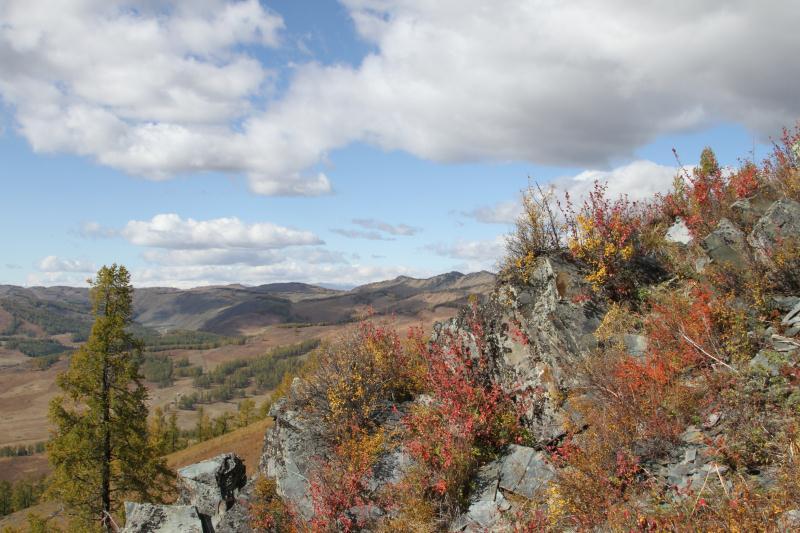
[101, 353, 112, 532]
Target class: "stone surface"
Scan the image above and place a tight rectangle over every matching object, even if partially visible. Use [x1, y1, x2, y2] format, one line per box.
[701, 218, 748, 266]
[749, 350, 782, 376]
[121, 503, 204, 533]
[748, 198, 800, 261]
[624, 334, 648, 357]
[498, 444, 554, 499]
[177, 453, 247, 530]
[450, 445, 551, 532]
[666, 219, 692, 244]
[730, 187, 776, 226]
[260, 397, 320, 521]
[262, 388, 415, 523]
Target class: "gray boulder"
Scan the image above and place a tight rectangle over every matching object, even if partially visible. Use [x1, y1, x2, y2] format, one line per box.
[731, 187, 776, 226]
[498, 444, 554, 499]
[748, 198, 800, 261]
[260, 397, 319, 521]
[701, 218, 748, 267]
[121, 503, 204, 533]
[450, 445, 554, 532]
[177, 453, 247, 530]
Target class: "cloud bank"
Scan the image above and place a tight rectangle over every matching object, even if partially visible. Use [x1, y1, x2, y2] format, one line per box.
[2, 1, 798, 194]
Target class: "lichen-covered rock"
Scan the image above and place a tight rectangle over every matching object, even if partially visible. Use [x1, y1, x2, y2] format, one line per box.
[177, 453, 247, 530]
[748, 198, 800, 261]
[701, 218, 748, 266]
[730, 187, 777, 226]
[259, 393, 324, 521]
[449, 445, 554, 532]
[121, 503, 204, 533]
[498, 444, 554, 499]
[260, 384, 414, 523]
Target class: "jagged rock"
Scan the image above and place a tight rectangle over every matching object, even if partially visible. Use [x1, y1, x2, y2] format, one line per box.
[773, 295, 800, 313]
[261, 387, 415, 523]
[770, 335, 800, 353]
[121, 503, 204, 533]
[748, 198, 800, 261]
[260, 396, 319, 521]
[498, 444, 554, 499]
[177, 453, 247, 530]
[450, 445, 551, 532]
[701, 218, 748, 266]
[782, 301, 800, 337]
[478, 257, 603, 443]
[731, 187, 776, 226]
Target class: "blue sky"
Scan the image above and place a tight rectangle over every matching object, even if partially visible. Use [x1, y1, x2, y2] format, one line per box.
[0, 1, 796, 288]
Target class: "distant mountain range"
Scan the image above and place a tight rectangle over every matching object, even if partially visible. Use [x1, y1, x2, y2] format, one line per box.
[0, 271, 495, 337]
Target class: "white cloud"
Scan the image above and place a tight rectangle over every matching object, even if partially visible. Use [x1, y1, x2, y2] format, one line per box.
[79, 221, 117, 239]
[551, 160, 680, 203]
[352, 218, 420, 236]
[426, 235, 505, 271]
[2, 1, 798, 194]
[129, 262, 424, 289]
[464, 200, 522, 225]
[120, 214, 322, 249]
[37, 255, 94, 272]
[142, 247, 347, 267]
[331, 228, 395, 241]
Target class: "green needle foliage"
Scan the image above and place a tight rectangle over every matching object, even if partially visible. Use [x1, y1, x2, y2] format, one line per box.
[47, 265, 173, 532]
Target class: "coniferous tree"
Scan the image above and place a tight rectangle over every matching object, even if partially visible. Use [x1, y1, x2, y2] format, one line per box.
[47, 265, 172, 531]
[166, 410, 181, 452]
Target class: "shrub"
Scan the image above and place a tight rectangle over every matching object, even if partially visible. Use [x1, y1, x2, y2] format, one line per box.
[504, 182, 566, 282]
[399, 303, 530, 524]
[250, 477, 296, 532]
[565, 181, 667, 300]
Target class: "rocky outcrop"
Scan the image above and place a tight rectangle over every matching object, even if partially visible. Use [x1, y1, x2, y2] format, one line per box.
[261, 382, 414, 522]
[122, 503, 205, 533]
[123, 453, 250, 533]
[748, 198, 800, 259]
[176, 453, 248, 530]
[259, 393, 322, 521]
[450, 444, 555, 532]
[701, 218, 748, 266]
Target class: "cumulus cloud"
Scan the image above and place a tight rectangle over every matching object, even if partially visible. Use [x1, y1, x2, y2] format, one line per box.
[2, 1, 798, 193]
[38, 255, 94, 272]
[551, 160, 681, 202]
[120, 214, 322, 249]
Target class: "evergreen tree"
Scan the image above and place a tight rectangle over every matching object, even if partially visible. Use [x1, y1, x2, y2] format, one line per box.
[47, 265, 172, 531]
[166, 410, 181, 452]
[148, 406, 168, 455]
[194, 406, 211, 441]
[0, 480, 12, 516]
[237, 398, 255, 428]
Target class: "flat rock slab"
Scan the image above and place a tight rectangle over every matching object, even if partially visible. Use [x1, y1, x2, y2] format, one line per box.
[177, 453, 246, 527]
[122, 503, 204, 533]
[498, 444, 554, 499]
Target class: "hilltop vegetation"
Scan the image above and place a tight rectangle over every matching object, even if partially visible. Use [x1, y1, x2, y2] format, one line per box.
[251, 126, 800, 531]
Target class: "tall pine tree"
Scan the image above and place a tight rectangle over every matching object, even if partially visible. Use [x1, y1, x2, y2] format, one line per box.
[47, 265, 172, 531]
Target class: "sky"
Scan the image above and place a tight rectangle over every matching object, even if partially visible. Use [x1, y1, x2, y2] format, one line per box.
[1, 0, 798, 288]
